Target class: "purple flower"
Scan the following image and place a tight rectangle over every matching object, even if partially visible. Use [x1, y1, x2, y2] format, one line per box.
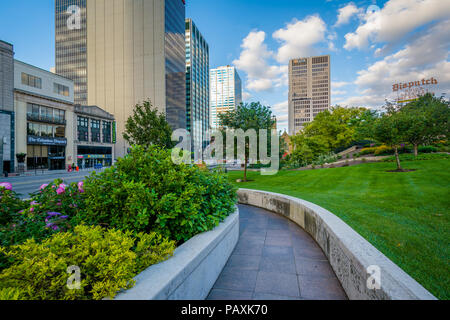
[47, 212, 61, 217]
[60, 215, 69, 220]
[0, 182, 12, 191]
[77, 181, 84, 193]
[18, 210, 24, 214]
[30, 201, 39, 206]
[39, 184, 49, 191]
[51, 225, 60, 231]
[45, 223, 54, 228]
[57, 202, 62, 206]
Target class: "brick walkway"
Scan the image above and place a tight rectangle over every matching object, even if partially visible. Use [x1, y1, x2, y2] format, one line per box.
[207, 204, 348, 300]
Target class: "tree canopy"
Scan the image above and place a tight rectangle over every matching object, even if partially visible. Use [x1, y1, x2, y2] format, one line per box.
[123, 100, 175, 150]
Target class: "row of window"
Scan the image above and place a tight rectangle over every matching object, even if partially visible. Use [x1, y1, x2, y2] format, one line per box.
[27, 103, 66, 123]
[27, 122, 66, 138]
[21, 72, 70, 97]
[77, 116, 112, 143]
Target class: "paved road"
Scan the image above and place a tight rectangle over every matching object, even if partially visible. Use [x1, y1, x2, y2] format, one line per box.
[208, 204, 348, 300]
[1, 170, 102, 199]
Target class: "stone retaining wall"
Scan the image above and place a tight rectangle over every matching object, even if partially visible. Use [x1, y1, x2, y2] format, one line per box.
[237, 189, 436, 300]
[116, 208, 239, 300]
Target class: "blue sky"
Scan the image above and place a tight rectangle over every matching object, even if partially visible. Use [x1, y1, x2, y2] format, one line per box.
[1, 0, 449, 131]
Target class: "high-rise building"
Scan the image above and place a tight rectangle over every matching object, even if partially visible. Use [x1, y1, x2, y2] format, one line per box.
[288, 55, 330, 135]
[185, 18, 209, 155]
[0, 40, 15, 173]
[55, 0, 186, 159]
[210, 66, 242, 128]
[55, 0, 87, 105]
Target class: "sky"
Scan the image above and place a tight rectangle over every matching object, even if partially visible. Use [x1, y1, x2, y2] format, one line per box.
[1, 0, 449, 132]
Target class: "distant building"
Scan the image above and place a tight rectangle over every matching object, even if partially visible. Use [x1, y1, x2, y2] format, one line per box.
[185, 18, 210, 155]
[14, 59, 75, 172]
[210, 66, 242, 128]
[73, 105, 115, 169]
[288, 55, 330, 135]
[0, 40, 15, 173]
[84, 0, 186, 159]
[0, 39, 115, 173]
[55, 0, 88, 105]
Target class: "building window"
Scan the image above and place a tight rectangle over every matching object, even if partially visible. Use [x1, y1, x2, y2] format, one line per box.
[102, 121, 111, 143]
[21, 72, 42, 89]
[77, 116, 89, 142]
[91, 119, 101, 142]
[54, 83, 70, 96]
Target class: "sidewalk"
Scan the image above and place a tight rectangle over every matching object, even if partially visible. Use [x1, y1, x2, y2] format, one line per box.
[5, 167, 105, 178]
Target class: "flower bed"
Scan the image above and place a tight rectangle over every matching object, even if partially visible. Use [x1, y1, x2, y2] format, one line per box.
[0, 146, 237, 300]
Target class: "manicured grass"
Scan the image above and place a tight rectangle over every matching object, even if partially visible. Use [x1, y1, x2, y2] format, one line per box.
[227, 159, 450, 299]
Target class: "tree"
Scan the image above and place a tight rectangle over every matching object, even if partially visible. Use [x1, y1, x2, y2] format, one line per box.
[371, 111, 410, 171]
[401, 94, 450, 156]
[218, 102, 276, 182]
[123, 100, 175, 150]
[303, 106, 367, 150]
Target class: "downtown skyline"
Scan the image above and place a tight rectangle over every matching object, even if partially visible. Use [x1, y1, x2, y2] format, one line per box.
[1, 0, 449, 132]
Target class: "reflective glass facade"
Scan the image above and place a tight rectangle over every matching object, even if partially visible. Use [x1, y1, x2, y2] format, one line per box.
[210, 66, 242, 128]
[55, 0, 87, 105]
[165, 0, 187, 130]
[186, 19, 209, 153]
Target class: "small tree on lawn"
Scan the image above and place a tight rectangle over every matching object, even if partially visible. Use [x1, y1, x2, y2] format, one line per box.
[372, 111, 410, 171]
[400, 93, 450, 156]
[123, 100, 175, 150]
[218, 102, 275, 182]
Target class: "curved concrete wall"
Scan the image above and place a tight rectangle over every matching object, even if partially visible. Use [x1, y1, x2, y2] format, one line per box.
[237, 189, 436, 300]
[116, 208, 239, 300]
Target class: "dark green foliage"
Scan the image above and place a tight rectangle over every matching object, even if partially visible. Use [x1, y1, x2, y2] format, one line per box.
[123, 100, 175, 150]
[78, 145, 237, 242]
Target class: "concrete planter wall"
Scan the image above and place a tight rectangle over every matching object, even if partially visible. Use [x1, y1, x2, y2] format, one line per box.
[237, 189, 436, 300]
[116, 208, 239, 300]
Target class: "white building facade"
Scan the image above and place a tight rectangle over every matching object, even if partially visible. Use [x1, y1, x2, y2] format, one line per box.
[210, 66, 242, 128]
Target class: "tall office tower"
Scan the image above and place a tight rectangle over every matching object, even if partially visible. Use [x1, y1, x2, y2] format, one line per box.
[185, 18, 209, 155]
[288, 55, 330, 135]
[55, 0, 88, 105]
[86, 0, 186, 158]
[210, 66, 242, 128]
[0, 40, 15, 173]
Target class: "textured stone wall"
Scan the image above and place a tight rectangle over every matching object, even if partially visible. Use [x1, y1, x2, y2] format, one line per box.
[237, 189, 436, 300]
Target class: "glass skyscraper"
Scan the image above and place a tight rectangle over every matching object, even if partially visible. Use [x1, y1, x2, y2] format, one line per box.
[55, 0, 87, 105]
[210, 66, 242, 128]
[185, 18, 209, 154]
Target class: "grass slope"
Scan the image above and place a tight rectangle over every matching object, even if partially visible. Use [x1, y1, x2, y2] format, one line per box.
[228, 159, 450, 299]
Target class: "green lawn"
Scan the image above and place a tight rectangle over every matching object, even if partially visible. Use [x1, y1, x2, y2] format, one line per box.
[227, 159, 450, 299]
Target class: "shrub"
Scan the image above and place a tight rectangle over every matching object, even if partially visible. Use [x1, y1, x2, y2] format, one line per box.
[382, 153, 449, 162]
[418, 146, 438, 153]
[0, 180, 86, 250]
[0, 225, 175, 300]
[76, 146, 237, 242]
[0, 185, 27, 226]
[374, 145, 393, 156]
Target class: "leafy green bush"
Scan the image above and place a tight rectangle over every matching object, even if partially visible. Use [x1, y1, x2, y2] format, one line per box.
[0, 185, 27, 227]
[0, 225, 175, 300]
[76, 146, 237, 242]
[382, 153, 449, 162]
[418, 146, 438, 153]
[0, 180, 86, 251]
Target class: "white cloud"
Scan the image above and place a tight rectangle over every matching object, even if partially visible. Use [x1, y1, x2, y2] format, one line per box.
[344, 0, 450, 50]
[342, 19, 450, 107]
[335, 3, 361, 27]
[332, 90, 347, 95]
[273, 15, 327, 63]
[233, 31, 286, 92]
[332, 81, 350, 88]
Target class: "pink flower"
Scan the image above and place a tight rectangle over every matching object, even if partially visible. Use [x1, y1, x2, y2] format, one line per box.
[56, 187, 65, 195]
[0, 182, 12, 191]
[77, 181, 84, 193]
[30, 207, 35, 212]
[57, 202, 62, 206]
[39, 184, 49, 191]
